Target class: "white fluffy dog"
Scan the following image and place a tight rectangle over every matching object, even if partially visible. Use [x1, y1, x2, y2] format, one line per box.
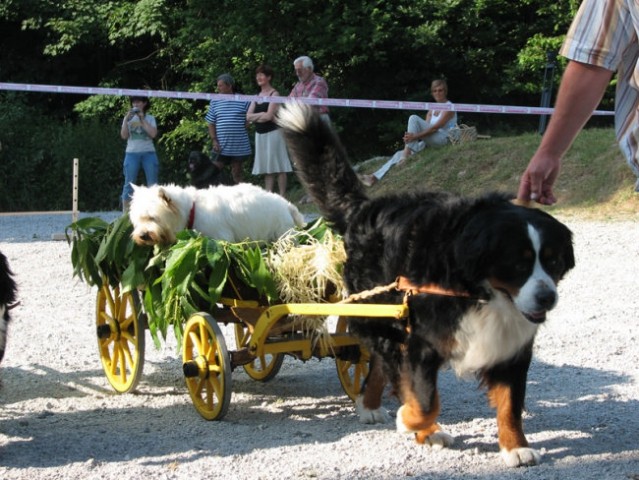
[129, 183, 305, 245]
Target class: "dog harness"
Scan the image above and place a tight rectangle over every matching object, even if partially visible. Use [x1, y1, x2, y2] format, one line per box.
[395, 276, 474, 299]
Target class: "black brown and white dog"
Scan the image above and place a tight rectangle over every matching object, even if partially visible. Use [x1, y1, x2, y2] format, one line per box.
[277, 103, 575, 467]
[0, 251, 18, 364]
[188, 151, 234, 188]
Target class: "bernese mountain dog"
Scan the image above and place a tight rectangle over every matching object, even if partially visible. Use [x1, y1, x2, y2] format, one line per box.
[0, 251, 17, 364]
[277, 103, 575, 467]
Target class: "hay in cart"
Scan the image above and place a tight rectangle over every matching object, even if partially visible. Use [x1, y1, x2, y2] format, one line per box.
[66, 214, 382, 420]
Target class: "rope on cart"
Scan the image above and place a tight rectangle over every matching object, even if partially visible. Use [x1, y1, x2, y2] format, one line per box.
[338, 281, 399, 304]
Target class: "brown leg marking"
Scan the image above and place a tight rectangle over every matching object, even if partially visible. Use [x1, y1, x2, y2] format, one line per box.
[400, 375, 442, 443]
[488, 384, 528, 451]
[361, 353, 386, 410]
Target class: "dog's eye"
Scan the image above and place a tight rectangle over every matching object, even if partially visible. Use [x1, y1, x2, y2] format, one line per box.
[543, 257, 565, 276]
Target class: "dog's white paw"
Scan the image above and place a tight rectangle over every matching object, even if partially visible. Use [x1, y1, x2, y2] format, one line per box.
[422, 431, 455, 450]
[395, 406, 454, 449]
[355, 396, 390, 424]
[500, 447, 541, 467]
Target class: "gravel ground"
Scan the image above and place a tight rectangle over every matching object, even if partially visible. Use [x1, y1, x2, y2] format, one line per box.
[0, 212, 638, 479]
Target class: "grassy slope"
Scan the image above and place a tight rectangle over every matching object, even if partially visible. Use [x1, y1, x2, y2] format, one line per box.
[289, 128, 639, 221]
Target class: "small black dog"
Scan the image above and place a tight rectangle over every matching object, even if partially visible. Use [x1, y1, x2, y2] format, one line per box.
[0, 251, 17, 363]
[188, 151, 233, 189]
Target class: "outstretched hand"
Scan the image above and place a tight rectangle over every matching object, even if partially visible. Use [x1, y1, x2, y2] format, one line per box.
[517, 152, 561, 205]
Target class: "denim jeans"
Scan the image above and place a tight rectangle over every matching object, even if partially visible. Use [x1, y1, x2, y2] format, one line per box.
[121, 151, 159, 202]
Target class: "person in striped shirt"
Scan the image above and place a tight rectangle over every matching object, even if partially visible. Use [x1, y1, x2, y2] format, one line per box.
[518, 0, 639, 205]
[205, 73, 251, 184]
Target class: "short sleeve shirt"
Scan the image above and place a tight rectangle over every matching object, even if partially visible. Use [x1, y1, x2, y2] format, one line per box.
[125, 114, 157, 153]
[205, 99, 252, 157]
[289, 74, 329, 114]
[561, 0, 639, 176]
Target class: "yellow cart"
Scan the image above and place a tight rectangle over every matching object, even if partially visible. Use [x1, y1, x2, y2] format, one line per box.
[95, 276, 408, 420]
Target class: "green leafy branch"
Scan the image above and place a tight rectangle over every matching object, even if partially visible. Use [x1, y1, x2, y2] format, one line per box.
[67, 216, 333, 349]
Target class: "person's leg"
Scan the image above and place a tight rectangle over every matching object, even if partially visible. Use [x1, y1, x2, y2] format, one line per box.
[141, 151, 160, 186]
[360, 150, 404, 186]
[277, 172, 288, 196]
[404, 115, 429, 156]
[122, 152, 142, 210]
[264, 173, 275, 192]
[423, 130, 450, 147]
[231, 158, 243, 184]
[373, 150, 404, 179]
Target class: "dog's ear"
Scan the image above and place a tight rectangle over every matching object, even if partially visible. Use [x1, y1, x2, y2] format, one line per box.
[455, 216, 493, 282]
[158, 187, 173, 208]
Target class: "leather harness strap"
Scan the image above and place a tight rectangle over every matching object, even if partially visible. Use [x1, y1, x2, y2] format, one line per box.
[396, 275, 473, 298]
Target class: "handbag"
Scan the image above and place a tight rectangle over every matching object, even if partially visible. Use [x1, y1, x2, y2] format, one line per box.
[448, 124, 478, 145]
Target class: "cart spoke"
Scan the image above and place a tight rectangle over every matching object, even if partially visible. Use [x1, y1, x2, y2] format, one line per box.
[120, 338, 135, 366]
[117, 346, 128, 382]
[109, 343, 121, 377]
[121, 311, 135, 331]
[188, 330, 203, 353]
[103, 287, 116, 314]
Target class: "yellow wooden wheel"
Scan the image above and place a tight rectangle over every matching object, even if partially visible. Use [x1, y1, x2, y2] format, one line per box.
[234, 322, 284, 381]
[95, 283, 145, 393]
[183, 313, 232, 420]
[334, 317, 369, 401]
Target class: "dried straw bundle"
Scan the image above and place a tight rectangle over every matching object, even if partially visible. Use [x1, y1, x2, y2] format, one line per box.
[266, 228, 347, 353]
[267, 228, 347, 304]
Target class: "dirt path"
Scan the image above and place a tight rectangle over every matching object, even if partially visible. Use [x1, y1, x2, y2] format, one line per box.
[0, 214, 638, 479]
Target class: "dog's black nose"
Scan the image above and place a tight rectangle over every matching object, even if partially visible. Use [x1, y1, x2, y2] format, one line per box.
[535, 288, 556, 311]
[140, 232, 151, 241]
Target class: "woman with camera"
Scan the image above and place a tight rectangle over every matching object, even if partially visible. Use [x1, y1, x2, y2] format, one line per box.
[120, 96, 159, 212]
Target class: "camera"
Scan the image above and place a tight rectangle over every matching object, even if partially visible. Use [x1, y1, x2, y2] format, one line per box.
[131, 107, 140, 113]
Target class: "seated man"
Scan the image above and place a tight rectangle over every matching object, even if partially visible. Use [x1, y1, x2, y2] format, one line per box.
[361, 78, 457, 186]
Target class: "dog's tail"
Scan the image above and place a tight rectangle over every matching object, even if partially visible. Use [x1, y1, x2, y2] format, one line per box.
[277, 102, 368, 234]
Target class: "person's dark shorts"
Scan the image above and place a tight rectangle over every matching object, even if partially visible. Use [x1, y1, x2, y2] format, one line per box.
[215, 154, 247, 165]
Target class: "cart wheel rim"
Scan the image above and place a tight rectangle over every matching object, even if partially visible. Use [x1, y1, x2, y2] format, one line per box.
[183, 313, 232, 420]
[234, 323, 284, 382]
[96, 283, 145, 393]
[335, 317, 369, 401]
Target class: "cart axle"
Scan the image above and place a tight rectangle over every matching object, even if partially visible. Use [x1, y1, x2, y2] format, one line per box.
[182, 360, 200, 378]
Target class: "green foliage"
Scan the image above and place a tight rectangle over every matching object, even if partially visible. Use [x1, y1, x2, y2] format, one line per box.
[67, 215, 332, 348]
[0, 0, 606, 190]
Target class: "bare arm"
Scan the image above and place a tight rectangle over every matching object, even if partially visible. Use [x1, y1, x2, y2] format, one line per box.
[120, 112, 132, 139]
[246, 93, 280, 123]
[208, 123, 220, 151]
[518, 61, 613, 204]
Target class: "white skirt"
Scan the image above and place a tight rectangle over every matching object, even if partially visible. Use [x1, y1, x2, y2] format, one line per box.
[251, 129, 293, 175]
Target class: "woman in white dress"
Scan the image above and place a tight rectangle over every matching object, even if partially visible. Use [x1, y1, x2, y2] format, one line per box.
[247, 64, 292, 197]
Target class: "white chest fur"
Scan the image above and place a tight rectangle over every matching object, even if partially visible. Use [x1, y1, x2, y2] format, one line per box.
[450, 292, 538, 377]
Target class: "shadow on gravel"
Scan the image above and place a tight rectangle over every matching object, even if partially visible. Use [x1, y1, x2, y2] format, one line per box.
[0, 357, 637, 470]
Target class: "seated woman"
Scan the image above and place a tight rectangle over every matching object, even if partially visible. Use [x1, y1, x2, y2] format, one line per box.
[360, 78, 457, 186]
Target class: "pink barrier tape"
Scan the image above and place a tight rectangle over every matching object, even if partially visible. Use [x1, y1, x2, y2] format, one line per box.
[0, 82, 615, 116]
